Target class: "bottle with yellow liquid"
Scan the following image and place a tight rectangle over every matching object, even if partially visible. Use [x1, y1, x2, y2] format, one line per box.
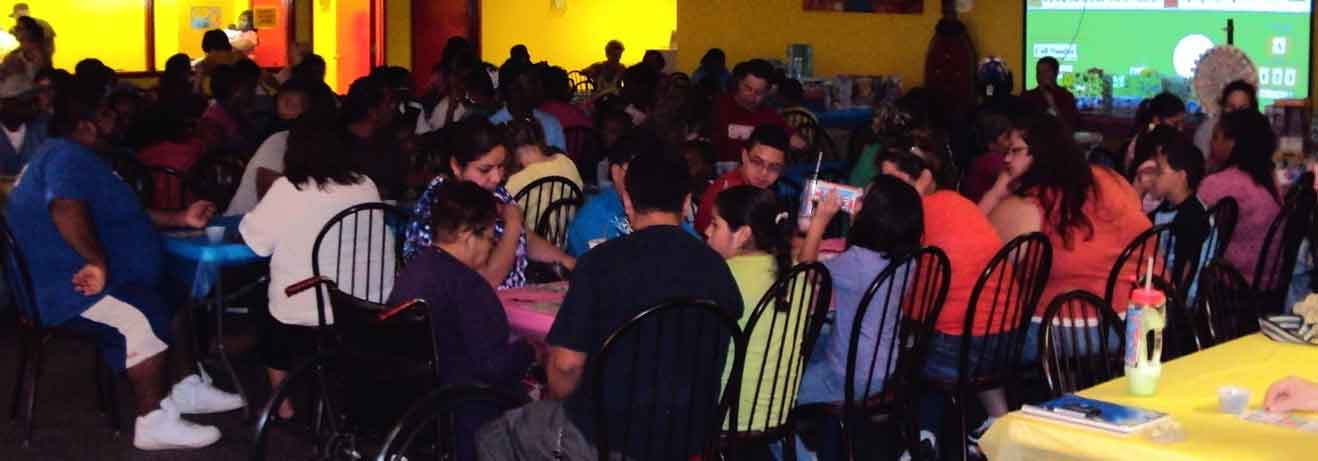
[1124, 284, 1166, 396]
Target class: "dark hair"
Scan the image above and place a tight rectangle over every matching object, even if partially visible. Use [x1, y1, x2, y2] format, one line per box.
[848, 175, 924, 257]
[1219, 80, 1259, 112]
[342, 76, 388, 124]
[748, 124, 789, 154]
[1037, 56, 1060, 72]
[1129, 124, 1180, 180]
[497, 59, 536, 101]
[233, 58, 262, 84]
[621, 64, 659, 108]
[292, 54, 327, 82]
[1159, 137, 1206, 191]
[683, 139, 716, 166]
[608, 127, 663, 166]
[541, 66, 573, 102]
[510, 44, 530, 61]
[1218, 109, 1280, 202]
[465, 64, 495, 99]
[164, 53, 192, 80]
[201, 29, 232, 53]
[51, 92, 100, 137]
[1012, 114, 1098, 249]
[283, 122, 364, 191]
[14, 16, 40, 42]
[440, 36, 473, 70]
[779, 79, 804, 104]
[502, 117, 545, 149]
[237, 10, 256, 31]
[715, 186, 793, 283]
[74, 59, 114, 97]
[700, 48, 727, 70]
[157, 94, 207, 142]
[449, 118, 505, 169]
[642, 50, 666, 70]
[209, 65, 239, 102]
[429, 181, 498, 244]
[625, 150, 690, 214]
[732, 59, 774, 85]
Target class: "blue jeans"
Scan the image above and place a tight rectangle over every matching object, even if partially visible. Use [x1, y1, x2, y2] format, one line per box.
[1021, 321, 1123, 364]
[776, 326, 846, 461]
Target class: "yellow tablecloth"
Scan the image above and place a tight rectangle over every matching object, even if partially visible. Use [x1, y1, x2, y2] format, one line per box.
[981, 334, 1318, 460]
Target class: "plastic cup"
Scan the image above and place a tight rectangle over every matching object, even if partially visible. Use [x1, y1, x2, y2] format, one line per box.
[1218, 386, 1250, 415]
[205, 226, 226, 244]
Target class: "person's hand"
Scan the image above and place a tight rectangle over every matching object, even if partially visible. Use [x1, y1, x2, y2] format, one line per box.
[72, 262, 107, 296]
[499, 202, 524, 232]
[559, 255, 576, 272]
[810, 191, 843, 231]
[180, 201, 217, 229]
[1264, 376, 1318, 413]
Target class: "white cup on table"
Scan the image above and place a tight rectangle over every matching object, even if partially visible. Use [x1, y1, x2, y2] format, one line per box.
[204, 226, 226, 244]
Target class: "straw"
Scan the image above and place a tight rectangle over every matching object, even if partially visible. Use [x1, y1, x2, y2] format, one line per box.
[1144, 256, 1153, 291]
[812, 150, 823, 180]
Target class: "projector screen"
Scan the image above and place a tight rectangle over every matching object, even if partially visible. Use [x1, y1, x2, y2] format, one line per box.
[1024, 0, 1312, 112]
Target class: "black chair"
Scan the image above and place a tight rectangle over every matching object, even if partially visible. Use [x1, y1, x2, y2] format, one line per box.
[564, 126, 604, 185]
[1205, 197, 1239, 261]
[1190, 260, 1257, 349]
[941, 233, 1052, 461]
[720, 263, 833, 456]
[568, 70, 593, 88]
[144, 165, 190, 211]
[535, 196, 583, 252]
[310, 203, 408, 325]
[1251, 182, 1316, 315]
[112, 155, 155, 207]
[840, 247, 952, 459]
[1036, 290, 1125, 398]
[513, 175, 583, 235]
[373, 385, 527, 461]
[592, 299, 747, 460]
[669, 72, 692, 90]
[187, 155, 246, 213]
[1103, 224, 1180, 306]
[252, 278, 435, 460]
[3, 215, 122, 447]
[573, 78, 597, 95]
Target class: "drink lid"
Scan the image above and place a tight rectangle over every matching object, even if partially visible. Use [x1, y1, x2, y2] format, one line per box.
[1130, 287, 1165, 306]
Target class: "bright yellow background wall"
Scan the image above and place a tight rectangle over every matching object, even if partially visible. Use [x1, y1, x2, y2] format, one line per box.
[480, 0, 676, 72]
[154, 0, 253, 68]
[27, 0, 149, 71]
[313, 0, 340, 90]
[385, 0, 410, 68]
[677, 0, 1022, 88]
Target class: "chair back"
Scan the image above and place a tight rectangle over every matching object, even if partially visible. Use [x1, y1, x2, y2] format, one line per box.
[958, 233, 1053, 390]
[374, 385, 527, 461]
[1037, 290, 1125, 397]
[1252, 183, 1316, 314]
[843, 247, 951, 457]
[592, 299, 746, 460]
[669, 72, 692, 90]
[144, 165, 190, 211]
[728, 262, 832, 434]
[310, 203, 407, 328]
[187, 156, 245, 212]
[1104, 224, 1179, 305]
[535, 197, 583, 251]
[1191, 260, 1257, 349]
[568, 71, 593, 88]
[513, 175, 582, 231]
[1204, 197, 1239, 261]
[564, 127, 604, 185]
[0, 214, 38, 326]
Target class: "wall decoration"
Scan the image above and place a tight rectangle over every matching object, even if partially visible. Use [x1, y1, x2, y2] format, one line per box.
[803, 0, 922, 14]
[189, 6, 222, 30]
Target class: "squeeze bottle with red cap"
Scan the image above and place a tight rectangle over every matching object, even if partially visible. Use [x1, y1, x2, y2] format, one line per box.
[1124, 261, 1166, 396]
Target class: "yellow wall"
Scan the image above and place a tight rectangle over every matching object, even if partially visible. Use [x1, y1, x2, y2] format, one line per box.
[480, 0, 676, 72]
[385, 0, 410, 68]
[29, 0, 149, 71]
[313, 0, 340, 90]
[677, 0, 1021, 88]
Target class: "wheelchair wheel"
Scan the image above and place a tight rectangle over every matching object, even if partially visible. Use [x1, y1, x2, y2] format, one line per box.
[251, 352, 361, 461]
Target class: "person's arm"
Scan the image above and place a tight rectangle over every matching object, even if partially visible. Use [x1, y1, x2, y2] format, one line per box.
[797, 192, 843, 263]
[546, 346, 587, 400]
[1265, 376, 1318, 413]
[527, 232, 576, 271]
[461, 283, 536, 385]
[988, 195, 1043, 242]
[146, 200, 216, 229]
[49, 198, 108, 296]
[479, 202, 524, 289]
[255, 167, 282, 200]
[239, 180, 290, 256]
[977, 171, 1014, 214]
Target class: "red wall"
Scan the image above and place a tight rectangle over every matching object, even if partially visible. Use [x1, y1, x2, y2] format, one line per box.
[252, 0, 289, 67]
[411, 0, 477, 92]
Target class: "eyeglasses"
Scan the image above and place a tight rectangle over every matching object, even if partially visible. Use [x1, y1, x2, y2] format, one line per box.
[746, 152, 784, 174]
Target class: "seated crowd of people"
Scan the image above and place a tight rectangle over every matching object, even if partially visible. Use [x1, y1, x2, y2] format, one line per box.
[4, 24, 1318, 461]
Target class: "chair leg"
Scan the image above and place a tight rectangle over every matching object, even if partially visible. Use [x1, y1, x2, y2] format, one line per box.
[20, 338, 43, 448]
[8, 331, 27, 421]
[99, 358, 123, 436]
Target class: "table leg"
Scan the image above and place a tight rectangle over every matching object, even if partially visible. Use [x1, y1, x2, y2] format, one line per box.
[210, 270, 252, 419]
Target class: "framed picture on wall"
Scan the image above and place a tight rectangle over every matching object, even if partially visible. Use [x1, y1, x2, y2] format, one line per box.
[803, 0, 922, 13]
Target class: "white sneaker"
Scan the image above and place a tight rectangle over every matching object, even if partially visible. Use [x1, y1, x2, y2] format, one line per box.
[167, 373, 245, 415]
[133, 400, 222, 450]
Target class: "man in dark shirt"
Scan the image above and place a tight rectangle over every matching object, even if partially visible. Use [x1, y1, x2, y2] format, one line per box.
[1021, 57, 1081, 131]
[342, 75, 404, 199]
[479, 153, 743, 460]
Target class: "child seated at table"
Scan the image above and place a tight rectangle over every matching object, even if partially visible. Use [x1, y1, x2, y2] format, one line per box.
[502, 117, 583, 232]
[703, 185, 808, 435]
[792, 176, 925, 460]
[1149, 136, 1210, 300]
[388, 180, 536, 461]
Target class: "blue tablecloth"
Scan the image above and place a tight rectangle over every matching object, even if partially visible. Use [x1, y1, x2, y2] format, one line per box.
[162, 216, 266, 298]
[816, 107, 874, 130]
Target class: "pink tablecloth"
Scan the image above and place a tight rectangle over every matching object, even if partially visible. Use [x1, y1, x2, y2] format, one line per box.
[498, 282, 569, 340]
[820, 238, 845, 261]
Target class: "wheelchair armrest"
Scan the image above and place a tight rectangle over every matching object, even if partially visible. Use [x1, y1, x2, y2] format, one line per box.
[377, 298, 429, 321]
[284, 276, 336, 297]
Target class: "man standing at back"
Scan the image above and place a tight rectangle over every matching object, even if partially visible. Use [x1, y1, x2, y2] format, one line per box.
[0, 81, 47, 174]
[1021, 56, 1079, 131]
[479, 153, 743, 460]
[9, 3, 54, 59]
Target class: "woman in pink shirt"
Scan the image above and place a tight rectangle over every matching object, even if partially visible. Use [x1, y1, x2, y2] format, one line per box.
[1198, 109, 1282, 286]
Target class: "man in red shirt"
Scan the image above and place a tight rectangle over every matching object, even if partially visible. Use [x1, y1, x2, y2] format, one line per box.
[695, 125, 788, 233]
[710, 59, 792, 162]
[1021, 57, 1080, 131]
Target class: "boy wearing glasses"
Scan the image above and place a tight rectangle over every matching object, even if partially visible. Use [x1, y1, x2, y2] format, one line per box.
[695, 124, 788, 233]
